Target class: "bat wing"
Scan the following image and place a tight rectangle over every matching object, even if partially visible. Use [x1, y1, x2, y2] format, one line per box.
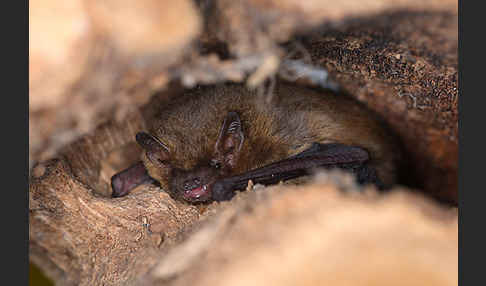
[211, 143, 370, 201]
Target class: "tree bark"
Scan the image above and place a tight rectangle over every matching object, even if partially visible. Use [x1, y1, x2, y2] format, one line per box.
[30, 161, 458, 285]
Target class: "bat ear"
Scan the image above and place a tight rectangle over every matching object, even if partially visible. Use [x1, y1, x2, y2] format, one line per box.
[214, 111, 244, 169]
[136, 132, 170, 165]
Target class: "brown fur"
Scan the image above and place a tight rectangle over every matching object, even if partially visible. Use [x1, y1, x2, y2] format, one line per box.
[141, 82, 400, 197]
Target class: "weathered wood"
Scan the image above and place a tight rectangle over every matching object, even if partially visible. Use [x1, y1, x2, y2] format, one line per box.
[29, 0, 201, 166]
[29, 158, 202, 285]
[30, 163, 458, 285]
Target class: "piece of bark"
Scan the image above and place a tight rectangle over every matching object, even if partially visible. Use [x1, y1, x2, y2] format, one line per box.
[143, 173, 457, 286]
[29, 158, 202, 286]
[204, 0, 456, 57]
[30, 162, 457, 286]
[29, 0, 201, 168]
[300, 8, 458, 203]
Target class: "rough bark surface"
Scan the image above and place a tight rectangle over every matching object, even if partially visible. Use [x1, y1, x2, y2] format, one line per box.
[142, 174, 458, 286]
[29, 158, 201, 286]
[29, 0, 201, 166]
[301, 8, 458, 204]
[29, 0, 458, 285]
[30, 159, 457, 286]
[31, 124, 459, 286]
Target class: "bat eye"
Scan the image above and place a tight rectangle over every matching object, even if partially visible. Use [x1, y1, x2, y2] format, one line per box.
[210, 160, 221, 169]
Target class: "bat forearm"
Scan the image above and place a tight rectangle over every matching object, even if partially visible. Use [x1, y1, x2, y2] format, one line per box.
[211, 144, 369, 201]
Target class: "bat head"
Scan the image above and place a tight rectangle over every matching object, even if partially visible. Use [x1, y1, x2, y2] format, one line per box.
[137, 111, 244, 203]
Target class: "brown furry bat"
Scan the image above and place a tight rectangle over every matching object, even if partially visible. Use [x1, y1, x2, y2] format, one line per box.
[111, 82, 400, 203]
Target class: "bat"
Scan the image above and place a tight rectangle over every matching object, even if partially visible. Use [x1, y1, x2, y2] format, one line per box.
[111, 82, 400, 203]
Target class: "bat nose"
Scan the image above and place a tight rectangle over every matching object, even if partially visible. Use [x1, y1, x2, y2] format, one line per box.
[183, 178, 201, 190]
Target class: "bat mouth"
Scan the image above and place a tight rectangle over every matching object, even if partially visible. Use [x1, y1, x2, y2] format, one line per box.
[183, 184, 212, 202]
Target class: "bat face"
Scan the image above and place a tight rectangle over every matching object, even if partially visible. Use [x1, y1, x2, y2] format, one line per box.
[127, 111, 245, 203]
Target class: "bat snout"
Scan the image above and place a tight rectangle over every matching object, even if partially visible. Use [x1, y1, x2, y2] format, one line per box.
[172, 166, 224, 203]
[179, 176, 214, 202]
